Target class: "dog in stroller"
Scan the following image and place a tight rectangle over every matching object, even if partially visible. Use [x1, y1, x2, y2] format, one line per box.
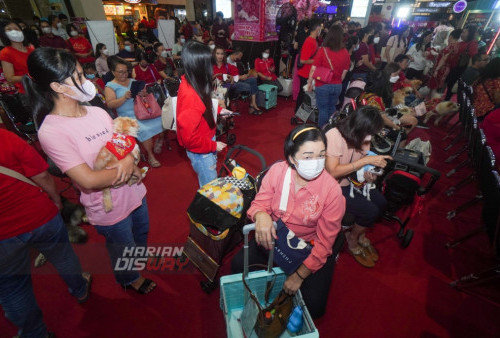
[180, 145, 266, 293]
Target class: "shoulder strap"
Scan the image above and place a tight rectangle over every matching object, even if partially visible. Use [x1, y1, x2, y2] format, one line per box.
[323, 47, 333, 70]
[148, 66, 157, 82]
[279, 167, 292, 212]
[0, 165, 39, 188]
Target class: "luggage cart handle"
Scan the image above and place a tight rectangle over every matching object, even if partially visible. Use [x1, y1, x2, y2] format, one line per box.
[242, 222, 277, 278]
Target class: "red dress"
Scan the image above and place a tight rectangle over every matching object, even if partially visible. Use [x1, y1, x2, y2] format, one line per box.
[134, 65, 162, 84]
[428, 44, 454, 90]
[67, 36, 95, 64]
[0, 45, 35, 93]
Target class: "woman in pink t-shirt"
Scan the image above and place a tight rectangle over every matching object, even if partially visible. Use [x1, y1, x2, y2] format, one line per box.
[231, 125, 346, 319]
[25, 48, 156, 295]
[325, 106, 391, 268]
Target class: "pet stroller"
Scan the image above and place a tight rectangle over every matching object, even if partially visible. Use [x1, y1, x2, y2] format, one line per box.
[217, 110, 239, 146]
[340, 80, 366, 113]
[379, 133, 441, 248]
[291, 88, 318, 125]
[182, 145, 266, 293]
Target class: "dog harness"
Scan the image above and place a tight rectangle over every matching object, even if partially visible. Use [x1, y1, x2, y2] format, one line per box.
[105, 133, 137, 160]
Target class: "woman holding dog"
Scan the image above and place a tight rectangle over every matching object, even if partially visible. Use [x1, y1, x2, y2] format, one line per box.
[26, 48, 156, 295]
[359, 64, 418, 136]
[231, 125, 346, 319]
[325, 106, 391, 268]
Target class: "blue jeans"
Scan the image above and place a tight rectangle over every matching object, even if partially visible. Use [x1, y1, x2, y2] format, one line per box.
[186, 150, 217, 187]
[316, 83, 343, 127]
[351, 72, 368, 83]
[94, 198, 150, 285]
[0, 213, 86, 338]
[232, 77, 258, 95]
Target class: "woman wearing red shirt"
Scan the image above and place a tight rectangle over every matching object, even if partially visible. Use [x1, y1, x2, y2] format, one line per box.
[132, 51, 162, 84]
[254, 48, 283, 92]
[444, 26, 478, 100]
[0, 20, 35, 94]
[176, 41, 227, 187]
[307, 25, 351, 127]
[66, 24, 95, 65]
[428, 29, 462, 98]
[213, 46, 262, 114]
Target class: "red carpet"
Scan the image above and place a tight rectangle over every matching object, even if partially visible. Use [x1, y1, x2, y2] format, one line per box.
[1, 97, 500, 337]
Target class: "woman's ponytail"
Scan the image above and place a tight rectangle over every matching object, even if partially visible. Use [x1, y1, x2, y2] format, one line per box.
[22, 74, 53, 129]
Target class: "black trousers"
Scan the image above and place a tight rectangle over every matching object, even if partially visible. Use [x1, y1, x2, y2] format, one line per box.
[230, 238, 338, 319]
[295, 76, 309, 113]
[445, 67, 464, 101]
[406, 68, 424, 80]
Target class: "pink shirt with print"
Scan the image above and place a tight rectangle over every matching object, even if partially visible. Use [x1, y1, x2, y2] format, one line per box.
[247, 161, 345, 273]
[38, 106, 147, 226]
[326, 128, 369, 187]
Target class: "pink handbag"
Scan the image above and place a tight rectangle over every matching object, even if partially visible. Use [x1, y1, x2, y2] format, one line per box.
[134, 93, 162, 120]
[312, 48, 335, 83]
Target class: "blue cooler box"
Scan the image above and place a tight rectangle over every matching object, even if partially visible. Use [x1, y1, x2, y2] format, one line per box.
[257, 84, 278, 109]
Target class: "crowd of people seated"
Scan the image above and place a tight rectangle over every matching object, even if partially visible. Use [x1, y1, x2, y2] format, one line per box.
[1, 11, 500, 337]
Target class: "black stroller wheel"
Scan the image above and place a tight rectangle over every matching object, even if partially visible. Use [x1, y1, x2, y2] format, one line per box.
[200, 280, 217, 294]
[227, 133, 236, 146]
[291, 117, 297, 125]
[401, 229, 414, 248]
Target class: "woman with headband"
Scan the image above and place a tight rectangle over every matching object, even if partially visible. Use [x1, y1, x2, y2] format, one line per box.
[231, 125, 346, 319]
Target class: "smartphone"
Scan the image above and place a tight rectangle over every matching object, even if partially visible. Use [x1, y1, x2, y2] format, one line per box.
[130, 80, 146, 99]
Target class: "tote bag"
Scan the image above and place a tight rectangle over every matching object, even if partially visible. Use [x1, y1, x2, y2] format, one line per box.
[134, 93, 162, 120]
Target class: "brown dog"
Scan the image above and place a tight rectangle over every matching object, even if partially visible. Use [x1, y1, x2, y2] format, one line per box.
[392, 87, 414, 106]
[423, 101, 460, 126]
[94, 117, 140, 212]
[409, 79, 422, 89]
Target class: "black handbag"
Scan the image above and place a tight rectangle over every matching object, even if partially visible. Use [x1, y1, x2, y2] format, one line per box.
[273, 167, 313, 275]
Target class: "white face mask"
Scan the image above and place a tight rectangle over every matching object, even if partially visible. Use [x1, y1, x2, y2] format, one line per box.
[161, 50, 168, 58]
[70, 30, 78, 37]
[373, 37, 380, 44]
[209, 44, 215, 50]
[390, 75, 400, 83]
[262, 52, 269, 59]
[42, 27, 52, 34]
[354, 45, 359, 51]
[102, 48, 110, 56]
[6, 30, 24, 42]
[180, 38, 185, 44]
[62, 80, 96, 102]
[57, 22, 62, 28]
[295, 158, 325, 180]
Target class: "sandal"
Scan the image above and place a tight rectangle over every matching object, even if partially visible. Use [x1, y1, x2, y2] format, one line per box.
[77, 272, 92, 304]
[359, 238, 379, 262]
[148, 157, 161, 168]
[153, 137, 163, 154]
[348, 247, 375, 268]
[122, 278, 156, 294]
[249, 107, 263, 115]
